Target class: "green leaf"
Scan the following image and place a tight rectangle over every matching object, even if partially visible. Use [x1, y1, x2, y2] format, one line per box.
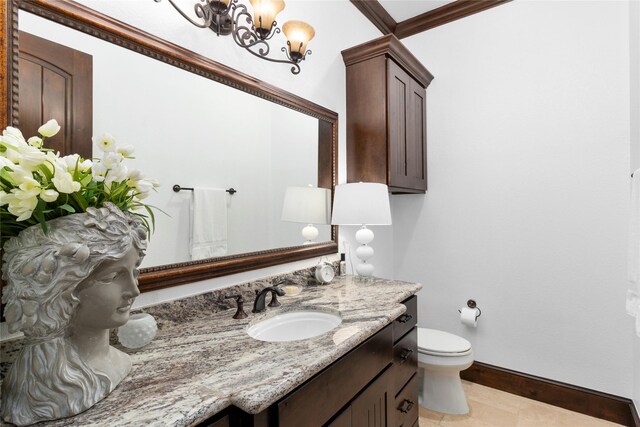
[58, 204, 76, 213]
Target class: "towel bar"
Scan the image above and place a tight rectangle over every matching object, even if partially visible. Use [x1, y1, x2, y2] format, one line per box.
[173, 185, 237, 195]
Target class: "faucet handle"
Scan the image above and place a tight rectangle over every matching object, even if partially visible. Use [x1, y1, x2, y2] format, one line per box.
[224, 294, 248, 319]
[268, 287, 285, 307]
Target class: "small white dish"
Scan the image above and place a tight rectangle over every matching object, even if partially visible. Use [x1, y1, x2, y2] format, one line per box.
[118, 313, 157, 349]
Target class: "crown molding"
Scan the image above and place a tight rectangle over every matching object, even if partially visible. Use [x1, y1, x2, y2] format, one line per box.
[395, 0, 512, 39]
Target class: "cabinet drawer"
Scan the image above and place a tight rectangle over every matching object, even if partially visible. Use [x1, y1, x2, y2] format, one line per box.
[392, 374, 418, 427]
[278, 324, 393, 427]
[393, 296, 417, 343]
[391, 327, 417, 395]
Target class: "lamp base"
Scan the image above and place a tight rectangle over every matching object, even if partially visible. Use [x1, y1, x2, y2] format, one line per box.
[355, 225, 375, 278]
[302, 224, 319, 245]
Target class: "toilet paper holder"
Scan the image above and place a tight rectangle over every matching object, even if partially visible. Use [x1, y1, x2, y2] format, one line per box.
[458, 299, 482, 320]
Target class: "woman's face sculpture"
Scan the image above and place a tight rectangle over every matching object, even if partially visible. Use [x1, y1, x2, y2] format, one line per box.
[72, 246, 142, 330]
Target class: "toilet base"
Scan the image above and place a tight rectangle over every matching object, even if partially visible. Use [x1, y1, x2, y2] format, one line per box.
[418, 364, 470, 415]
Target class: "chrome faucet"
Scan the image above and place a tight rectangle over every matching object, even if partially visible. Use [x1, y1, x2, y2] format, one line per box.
[252, 286, 286, 313]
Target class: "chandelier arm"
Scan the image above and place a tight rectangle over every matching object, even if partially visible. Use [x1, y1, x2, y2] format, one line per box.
[243, 46, 301, 74]
[154, 0, 213, 29]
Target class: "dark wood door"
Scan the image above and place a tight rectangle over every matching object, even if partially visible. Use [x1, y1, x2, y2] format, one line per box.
[350, 369, 392, 427]
[18, 31, 92, 158]
[387, 60, 427, 192]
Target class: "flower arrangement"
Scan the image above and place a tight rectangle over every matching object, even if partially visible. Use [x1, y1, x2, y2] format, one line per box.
[0, 119, 159, 247]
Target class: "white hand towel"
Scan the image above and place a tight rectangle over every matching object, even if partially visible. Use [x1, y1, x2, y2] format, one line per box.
[190, 187, 228, 261]
[627, 169, 640, 337]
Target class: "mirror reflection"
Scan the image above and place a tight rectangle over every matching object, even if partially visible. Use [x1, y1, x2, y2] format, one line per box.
[18, 11, 332, 268]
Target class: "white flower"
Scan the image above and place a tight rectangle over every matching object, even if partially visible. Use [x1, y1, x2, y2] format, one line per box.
[92, 161, 107, 182]
[0, 190, 11, 206]
[19, 146, 47, 170]
[79, 159, 92, 172]
[127, 169, 143, 181]
[1, 130, 28, 163]
[38, 119, 61, 138]
[27, 136, 43, 148]
[0, 155, 16, 169]
[8, 188, 39, 221]
[52, 168, 81, 194]
[103, 151, 124, 169]
[8, 165, 33, 184]
[3, 127, 26, 143]
[117, 144, 135, 158]
[105, 164, 128, 185]
[40, 188, 59, 203]
[93, 133, 116, 152]
[8, 198, 38, 221]
[62, 154, 80, 170]
[18, 177, 41, 193]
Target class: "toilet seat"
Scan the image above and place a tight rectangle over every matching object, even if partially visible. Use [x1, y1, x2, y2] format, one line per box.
[417, 328, 472, 357]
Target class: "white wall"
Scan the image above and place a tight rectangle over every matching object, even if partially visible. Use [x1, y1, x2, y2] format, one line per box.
[62, 0, 382, 307]
[393, 0, 633, 397]
[631, 0, 640, 411]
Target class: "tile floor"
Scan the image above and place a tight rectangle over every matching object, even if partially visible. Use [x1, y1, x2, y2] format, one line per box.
[418, 381, 623, 426]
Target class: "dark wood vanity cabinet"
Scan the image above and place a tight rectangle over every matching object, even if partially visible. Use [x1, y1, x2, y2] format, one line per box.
[342, 35, 434, 194]
[282, 295, 418, 427]
[208, 296, 419, 427]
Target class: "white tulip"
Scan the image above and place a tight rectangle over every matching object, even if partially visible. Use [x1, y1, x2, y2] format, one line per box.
[52, 168, 81, 194]
[0, 190, 11, 206]
[62, 154, 80, 171]
[3, 127, 26, 143]
[105, 164, 128, 185]
[103, 151, 124, 168]
[40, 188, 59, 203]
[38, 119, 61, 138]
[19, 146, 47, 170]
[93, 133, 116, 152]
[8, 189, 38, 221]
[117, 144, 135, 158]
[8, 165, 33, 184]
[18, 177, 41, 194]
[127, 169, 143, 181]
[79, 159, 93, 172]
[27, 136, 43, 148]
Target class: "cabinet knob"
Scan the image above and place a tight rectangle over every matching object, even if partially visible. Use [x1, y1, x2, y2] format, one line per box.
[398, 399, 414, 414]
[398, 313, 413, 323]
[399, 348, 414, 363]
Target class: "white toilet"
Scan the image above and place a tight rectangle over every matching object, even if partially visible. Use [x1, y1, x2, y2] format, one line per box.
[417, 328, 474, 414]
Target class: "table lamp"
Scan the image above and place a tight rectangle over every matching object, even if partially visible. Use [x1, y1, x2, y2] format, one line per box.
[281, 185, 331, 244]
[331, 182, 391, 278]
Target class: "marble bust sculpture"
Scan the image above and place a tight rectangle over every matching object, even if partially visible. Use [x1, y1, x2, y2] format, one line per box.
[1, 203, 147, 426]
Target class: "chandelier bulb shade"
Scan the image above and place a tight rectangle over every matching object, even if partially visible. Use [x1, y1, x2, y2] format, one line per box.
[155, 0, 312, 74]
[282, 20, 315, 63]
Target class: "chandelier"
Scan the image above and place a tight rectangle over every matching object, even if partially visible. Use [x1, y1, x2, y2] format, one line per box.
[155, 0, 315, 74]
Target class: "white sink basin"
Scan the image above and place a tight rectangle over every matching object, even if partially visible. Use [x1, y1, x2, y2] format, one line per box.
[247, 310, 342, 342]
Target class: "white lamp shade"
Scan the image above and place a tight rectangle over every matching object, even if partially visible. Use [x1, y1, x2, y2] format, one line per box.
[331, 183, 392, 225]
[281, 186, 331, 224]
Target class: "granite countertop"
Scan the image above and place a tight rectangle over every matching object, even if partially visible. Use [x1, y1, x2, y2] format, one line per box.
[1, 273, 422, 427]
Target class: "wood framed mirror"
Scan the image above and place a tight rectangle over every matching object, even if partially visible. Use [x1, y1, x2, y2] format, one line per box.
[1, 0, 338, 293]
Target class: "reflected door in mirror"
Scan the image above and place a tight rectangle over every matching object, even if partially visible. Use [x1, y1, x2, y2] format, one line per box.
[18, 31, 93, 158]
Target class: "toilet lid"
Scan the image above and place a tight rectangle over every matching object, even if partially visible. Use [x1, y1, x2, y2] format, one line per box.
[417, 328, 471, 355]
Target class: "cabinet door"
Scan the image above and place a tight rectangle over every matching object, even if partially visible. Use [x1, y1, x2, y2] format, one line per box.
[351, 369, 392, 427]
[387, 60, 427, 192]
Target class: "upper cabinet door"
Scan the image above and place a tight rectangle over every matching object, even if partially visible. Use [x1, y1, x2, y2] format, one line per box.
[342, 34, 433, 194]
[387, 60, 427, 192]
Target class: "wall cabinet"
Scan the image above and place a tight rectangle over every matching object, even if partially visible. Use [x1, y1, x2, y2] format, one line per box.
[200, 296, 418, 427]
[342, 35, 434, 194]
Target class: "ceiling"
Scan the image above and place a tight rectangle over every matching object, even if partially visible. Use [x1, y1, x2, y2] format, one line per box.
[350, 0, 512, 39]
[379, 0, 455, 22]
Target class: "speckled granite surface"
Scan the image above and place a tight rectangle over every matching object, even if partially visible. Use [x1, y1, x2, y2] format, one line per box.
[1, 272, 421, 427]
